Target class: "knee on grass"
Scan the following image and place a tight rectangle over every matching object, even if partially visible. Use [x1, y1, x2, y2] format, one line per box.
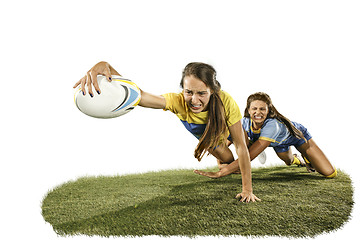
[324, 168, 337, 178]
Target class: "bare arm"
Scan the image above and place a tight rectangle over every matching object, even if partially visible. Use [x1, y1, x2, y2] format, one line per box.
[248, 139, 271, 160]
[229, 121, 261, 202]
[139, 89, 166, 109]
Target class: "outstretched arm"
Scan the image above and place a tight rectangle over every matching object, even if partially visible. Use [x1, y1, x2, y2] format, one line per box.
[139, 90, 166, 109]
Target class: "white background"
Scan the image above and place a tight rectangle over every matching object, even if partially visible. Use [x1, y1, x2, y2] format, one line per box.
[1, 0, 359, 240]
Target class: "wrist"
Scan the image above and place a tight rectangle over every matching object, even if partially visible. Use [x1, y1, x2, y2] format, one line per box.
[216, 171, 223, 178]
[242, 187, 253, 193]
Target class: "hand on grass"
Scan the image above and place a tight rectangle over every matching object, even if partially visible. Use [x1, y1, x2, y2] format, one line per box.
[193, 170, 221, 179]
[73, 61, 113, 96]
[235, 191, 261, 203]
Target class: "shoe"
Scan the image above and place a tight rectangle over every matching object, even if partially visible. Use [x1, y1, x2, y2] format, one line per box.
[292, 154, 306, 167]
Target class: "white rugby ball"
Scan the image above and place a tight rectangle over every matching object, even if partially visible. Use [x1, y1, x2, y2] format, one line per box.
[74, 75, 141, 119]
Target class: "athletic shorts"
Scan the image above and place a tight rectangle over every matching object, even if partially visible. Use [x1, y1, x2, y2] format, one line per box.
[273, 122, 312, 153]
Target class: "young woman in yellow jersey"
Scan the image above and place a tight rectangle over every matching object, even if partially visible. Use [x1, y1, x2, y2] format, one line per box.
[73, 61, 260, 203]
[194, 92, 337, 179]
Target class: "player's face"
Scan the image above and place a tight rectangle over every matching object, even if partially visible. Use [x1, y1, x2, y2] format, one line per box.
[183, 75, 212, 113]
[249, 100, 269, 126]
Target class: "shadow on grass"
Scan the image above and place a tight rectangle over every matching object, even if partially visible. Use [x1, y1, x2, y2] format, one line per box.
[43, 166, 354, 237]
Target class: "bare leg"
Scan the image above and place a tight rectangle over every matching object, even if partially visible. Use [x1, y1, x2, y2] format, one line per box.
[275, 149, 294, 166]
[295, 139, 336, 177]
[275, 149, 305, 167]
[194, 141, 239, 178]
[209, 141, 235, 170]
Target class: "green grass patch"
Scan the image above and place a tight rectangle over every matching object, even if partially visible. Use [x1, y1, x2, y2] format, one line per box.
[41, 166, 353, 237]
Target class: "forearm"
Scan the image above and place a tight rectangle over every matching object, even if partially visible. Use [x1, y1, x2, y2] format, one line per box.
[217, 142, 266, 177]
[138, 89, 166, 109]
[218, 160, 239, 177]
[237, 147, 253, 192]
[248, 142, 268, 160]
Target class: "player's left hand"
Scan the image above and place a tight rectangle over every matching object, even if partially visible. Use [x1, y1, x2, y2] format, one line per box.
[235, 191, 261, 203]
[193, 170, 221, 179]
[73, 61, 114, 96]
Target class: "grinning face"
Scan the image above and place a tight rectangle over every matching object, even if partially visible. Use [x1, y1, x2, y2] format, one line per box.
[183, 75, 212, 113]
[248, 100, 269, 128]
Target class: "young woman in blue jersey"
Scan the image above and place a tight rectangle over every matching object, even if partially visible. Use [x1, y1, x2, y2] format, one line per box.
[194, 92, 337, 179]
[73, 61, 260, 202]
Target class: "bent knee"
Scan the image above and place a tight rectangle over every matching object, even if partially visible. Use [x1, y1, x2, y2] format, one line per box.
[325, 168, 337, 178]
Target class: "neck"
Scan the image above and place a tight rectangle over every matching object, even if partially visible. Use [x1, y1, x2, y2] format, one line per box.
[252, 121, 264, 130]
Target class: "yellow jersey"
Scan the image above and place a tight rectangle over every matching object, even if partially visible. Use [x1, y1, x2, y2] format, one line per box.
[162, 90, 242, 142]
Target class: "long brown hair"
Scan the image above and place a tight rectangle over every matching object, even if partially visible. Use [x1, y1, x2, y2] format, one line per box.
[180, 62, 227, 161]
[244, 92, 306, 141]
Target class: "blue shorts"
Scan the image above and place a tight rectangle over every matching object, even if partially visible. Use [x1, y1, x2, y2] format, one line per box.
[273, 122, 312, 153]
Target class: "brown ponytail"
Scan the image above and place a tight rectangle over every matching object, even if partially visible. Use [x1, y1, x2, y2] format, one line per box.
[180, 63, 228, 161]
[195, 91, 227, 161]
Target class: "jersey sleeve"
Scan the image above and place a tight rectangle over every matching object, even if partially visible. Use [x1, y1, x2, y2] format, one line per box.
[221, 91, 242, 127]
[161, 92, 185, 114]
[259, 119, 282, 143]
[241, 117, 251, 132]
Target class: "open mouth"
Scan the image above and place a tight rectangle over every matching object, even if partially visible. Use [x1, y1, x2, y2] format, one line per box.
[190, 103, 202, 110]
[253, 115, 263, 120]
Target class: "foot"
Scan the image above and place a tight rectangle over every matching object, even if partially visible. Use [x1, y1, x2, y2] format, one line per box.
[300, 154, 316, 173]
[292, 154, 306, 167]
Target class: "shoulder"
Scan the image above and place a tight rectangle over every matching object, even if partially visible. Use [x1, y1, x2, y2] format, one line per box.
[220, 90, 242, 126]
[162, 92, 184, 101]
[260, 118, 285, 136]
[263, 118, 282, 127]
[262, 118, 284, 131]
[219, 90, 236, 104]
[256, 118, 283, 142]
[219, 90, 240, 113]
[241, 117, 251, 126]
[162, 92, 186, 113]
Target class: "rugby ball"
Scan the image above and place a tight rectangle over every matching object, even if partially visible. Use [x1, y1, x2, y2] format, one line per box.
[74, 75, 141, 119]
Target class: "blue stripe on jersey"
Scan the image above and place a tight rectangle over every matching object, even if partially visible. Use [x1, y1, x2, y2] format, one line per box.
[180, 120, 206, 139]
